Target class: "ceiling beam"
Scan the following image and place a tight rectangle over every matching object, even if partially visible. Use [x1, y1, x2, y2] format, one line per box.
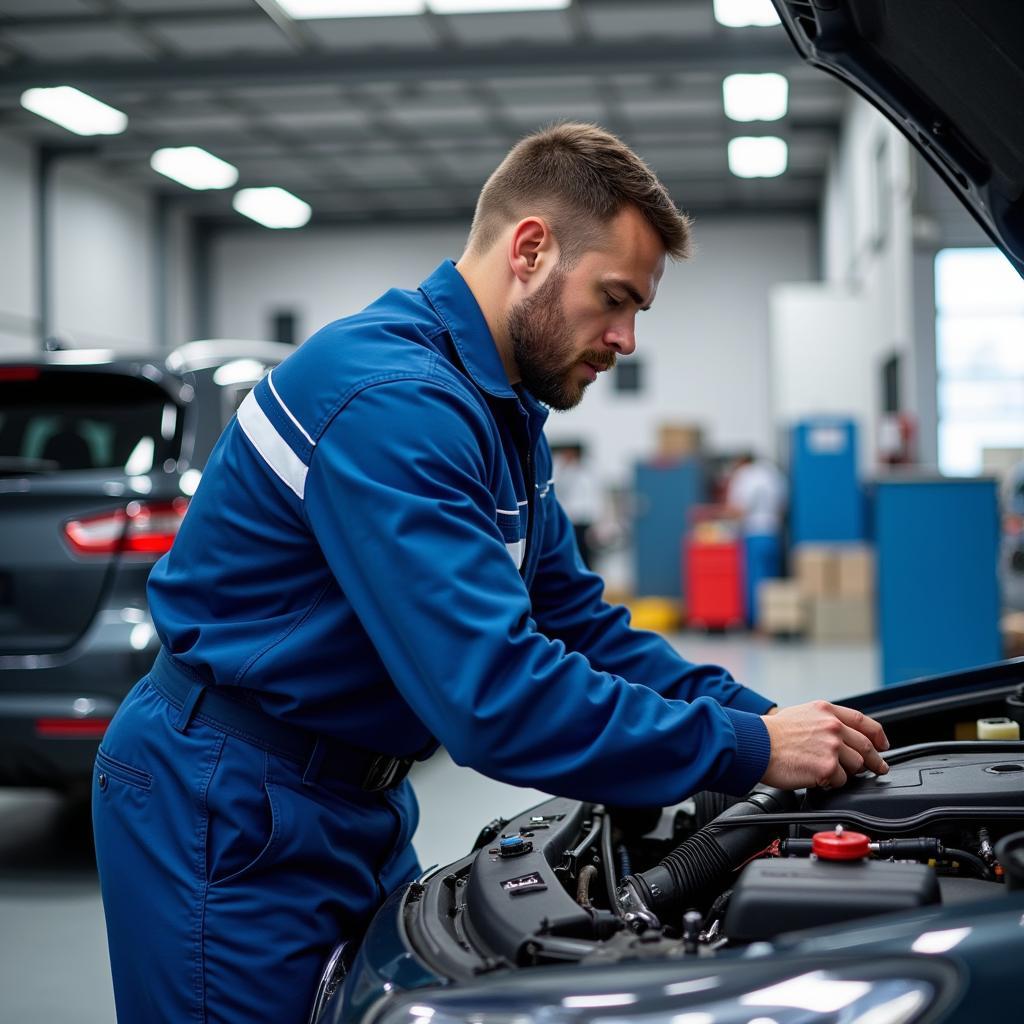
[0, 36, 799, 95]
[0, 0, 715, 30]
[195, 195, 819, 230]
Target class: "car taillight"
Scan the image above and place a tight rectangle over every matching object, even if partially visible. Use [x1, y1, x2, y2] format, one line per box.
[35, 718, 112, 739]
[63, 498, 189, 556]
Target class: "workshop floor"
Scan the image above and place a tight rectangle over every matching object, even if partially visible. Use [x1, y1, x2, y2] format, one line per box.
[0, 633, 879, 1023]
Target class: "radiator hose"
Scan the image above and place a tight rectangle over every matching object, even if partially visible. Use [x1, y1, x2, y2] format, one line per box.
[617, 785, 797, 928]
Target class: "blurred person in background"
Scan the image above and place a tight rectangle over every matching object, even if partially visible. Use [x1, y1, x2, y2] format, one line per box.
[551, 442, 602, 568]
[726, 452, 788, 628]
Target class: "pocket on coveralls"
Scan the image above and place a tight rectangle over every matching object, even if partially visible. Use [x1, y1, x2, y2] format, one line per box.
[205, 742, 282, 888]
[95, 747, 153, 791]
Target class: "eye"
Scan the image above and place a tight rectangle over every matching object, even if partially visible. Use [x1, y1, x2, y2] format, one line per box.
[604, 291, 623, 309]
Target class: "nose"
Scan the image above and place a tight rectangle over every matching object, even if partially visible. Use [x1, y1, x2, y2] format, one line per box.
[603, 317, 636, 356]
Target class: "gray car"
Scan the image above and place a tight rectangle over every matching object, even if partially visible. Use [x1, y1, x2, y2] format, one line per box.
[0, 339, 294, 790]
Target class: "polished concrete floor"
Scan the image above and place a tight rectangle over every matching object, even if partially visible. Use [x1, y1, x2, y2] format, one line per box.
[0, 633, 879, 1022]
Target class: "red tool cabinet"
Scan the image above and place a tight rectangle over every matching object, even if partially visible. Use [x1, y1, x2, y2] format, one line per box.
[685, 538, 744, 630]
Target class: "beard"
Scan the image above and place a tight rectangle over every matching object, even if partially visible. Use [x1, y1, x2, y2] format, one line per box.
[505, 268, 615, 410]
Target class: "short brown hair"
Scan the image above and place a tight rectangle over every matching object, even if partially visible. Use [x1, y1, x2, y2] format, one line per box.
[467, 122, 692, 263]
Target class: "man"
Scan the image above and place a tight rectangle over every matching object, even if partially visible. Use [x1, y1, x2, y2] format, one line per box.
[551, 442, 602, 568]
[725, 451, 788, 626]
[93, 123, 888, 1024]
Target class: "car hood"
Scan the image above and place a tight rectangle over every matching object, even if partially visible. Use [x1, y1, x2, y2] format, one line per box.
[774, 0, 1024, 277]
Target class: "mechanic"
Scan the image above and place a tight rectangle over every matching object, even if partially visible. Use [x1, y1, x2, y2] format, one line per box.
[92, 122, 890, 1024]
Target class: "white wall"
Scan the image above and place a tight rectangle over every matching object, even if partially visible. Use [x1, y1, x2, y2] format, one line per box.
[0, 135, 38, 356]
[773, 95, 916, 471]
[50, 161, 157, 352]
[211, 215, 817, 486]
[910, 153, 989, 468]
[0, 134, 163, 358]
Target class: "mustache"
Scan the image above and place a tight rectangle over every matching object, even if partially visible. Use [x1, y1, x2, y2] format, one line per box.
[579, 351, 617, 372]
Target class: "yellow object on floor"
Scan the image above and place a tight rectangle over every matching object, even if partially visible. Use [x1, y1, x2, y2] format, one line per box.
[627, 597, 681, 633]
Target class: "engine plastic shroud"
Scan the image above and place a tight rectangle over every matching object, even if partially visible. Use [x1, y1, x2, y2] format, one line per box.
[725, 858, 941, 942]
[804, 743, 1024, 819]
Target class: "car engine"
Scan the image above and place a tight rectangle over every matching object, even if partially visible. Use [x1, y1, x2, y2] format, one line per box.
[406, 739, 1024, 975]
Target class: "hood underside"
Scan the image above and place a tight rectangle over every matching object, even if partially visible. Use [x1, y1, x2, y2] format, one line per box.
[774, 0, 1024, 277]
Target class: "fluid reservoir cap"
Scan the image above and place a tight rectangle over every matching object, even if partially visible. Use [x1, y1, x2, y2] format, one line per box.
[498, 836, 532, 858]
[812, 828, 870, 861]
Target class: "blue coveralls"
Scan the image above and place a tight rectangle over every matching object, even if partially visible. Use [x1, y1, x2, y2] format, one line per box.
[93, 260, 773, 1024]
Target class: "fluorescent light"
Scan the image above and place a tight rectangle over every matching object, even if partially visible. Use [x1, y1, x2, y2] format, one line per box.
[276, 0, 568, 14]
[728, 136, 788, 178]
[723, 73, 788, 121]
[232, 187, 312, 229]
[428, 0, 570, 11]
[275, 0, 424, 16]
[713, 0, 781, 27]
[20, 86, 127, 136]
[150, 147, 238, 190]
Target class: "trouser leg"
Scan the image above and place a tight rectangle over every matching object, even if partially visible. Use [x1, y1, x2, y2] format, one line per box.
[93, 677, 419, 1024]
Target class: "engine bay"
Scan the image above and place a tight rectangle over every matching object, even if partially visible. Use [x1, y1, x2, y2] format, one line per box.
[405, 736, 1024, 978]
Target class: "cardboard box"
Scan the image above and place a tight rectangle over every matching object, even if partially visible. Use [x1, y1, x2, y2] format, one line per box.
[758, 579, 808, 635]
[656, 423, 703, 460]
[1002, 611, 1024, 659]
[809, 595, 875, 643]
[837, 545, 875, 598]
[793, 545, 839, 598]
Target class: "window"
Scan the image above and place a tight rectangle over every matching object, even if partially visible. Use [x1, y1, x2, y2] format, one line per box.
[0, 370, 181, 474]
[614, 360, 644, 394]
[935, 247, 1024, 476]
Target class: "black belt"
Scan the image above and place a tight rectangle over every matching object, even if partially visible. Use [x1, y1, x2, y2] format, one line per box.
[147, 648, 413, 791]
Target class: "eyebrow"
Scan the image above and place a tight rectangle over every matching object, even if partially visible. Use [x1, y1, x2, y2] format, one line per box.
[605, 277, 652, 311]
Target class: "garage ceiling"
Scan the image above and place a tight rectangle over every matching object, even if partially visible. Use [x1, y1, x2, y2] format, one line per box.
[0, 0, 845, 225]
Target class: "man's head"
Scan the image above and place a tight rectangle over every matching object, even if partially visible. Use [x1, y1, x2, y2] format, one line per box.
[458, 122, 692, 410]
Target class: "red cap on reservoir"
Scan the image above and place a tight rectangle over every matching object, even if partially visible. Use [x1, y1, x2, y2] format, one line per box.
[812, 828, 870, 861]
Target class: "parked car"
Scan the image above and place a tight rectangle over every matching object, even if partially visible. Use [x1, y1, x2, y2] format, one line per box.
[314, 3, 1024, 1023]
[0, 339, 295, 790]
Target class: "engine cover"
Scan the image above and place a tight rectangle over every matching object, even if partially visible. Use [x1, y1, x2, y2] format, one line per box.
[724, 857, 940, 941]
[804, 742, 1024, 818]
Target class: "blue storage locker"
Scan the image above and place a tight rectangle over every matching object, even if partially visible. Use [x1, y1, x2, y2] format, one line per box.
[633, 459, 706, 597]
[876, 476, 1001, 685]
[790, 418, 865, 544]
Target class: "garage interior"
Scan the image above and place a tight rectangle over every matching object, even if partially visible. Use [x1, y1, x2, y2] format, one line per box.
[1, 1, 1022, 1020]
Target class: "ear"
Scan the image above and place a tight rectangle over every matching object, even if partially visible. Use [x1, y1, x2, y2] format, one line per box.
[507, 216, 558, 284]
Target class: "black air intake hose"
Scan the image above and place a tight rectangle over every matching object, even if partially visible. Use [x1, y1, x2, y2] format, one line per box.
[692, 790, 741, 828]
[618, 785, 797, 925]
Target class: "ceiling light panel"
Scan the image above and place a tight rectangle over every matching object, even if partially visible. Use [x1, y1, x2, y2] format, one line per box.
[429, 1, 570, 12]
[723, 73, 789, 121]
[728, 136, 788, 178]
[150, 147, 239, 190]
[713, 0, 781, 27]
[20, 86, 127, 136]
[232, 187, 312, 229]
[276, 0, 424, 17]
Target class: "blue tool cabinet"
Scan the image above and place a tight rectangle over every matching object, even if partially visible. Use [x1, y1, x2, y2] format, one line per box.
[790, 418, 865, 544]
[633, 459, 706, 597]
[875, 475, 1001, 685]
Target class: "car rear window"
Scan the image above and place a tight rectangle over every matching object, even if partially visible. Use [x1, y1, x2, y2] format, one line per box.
[0, 368, 184, 475]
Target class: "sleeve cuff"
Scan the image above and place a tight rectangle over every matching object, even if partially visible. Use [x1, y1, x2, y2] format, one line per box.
[722, 685, 776, 716]
[717, 706, 771, 795]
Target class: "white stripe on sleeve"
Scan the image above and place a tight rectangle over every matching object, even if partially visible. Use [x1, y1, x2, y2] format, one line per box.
[506, 539, 525, 569]
[237, 390, 308, 499]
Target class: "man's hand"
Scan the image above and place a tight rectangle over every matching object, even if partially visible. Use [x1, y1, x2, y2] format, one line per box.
[760, 701, 889, 789]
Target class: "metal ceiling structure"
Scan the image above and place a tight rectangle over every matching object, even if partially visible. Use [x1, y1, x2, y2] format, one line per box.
[0, 0, 845, 225]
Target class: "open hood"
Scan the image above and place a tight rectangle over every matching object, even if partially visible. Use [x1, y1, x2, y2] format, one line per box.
[774, 0, 1024, 277]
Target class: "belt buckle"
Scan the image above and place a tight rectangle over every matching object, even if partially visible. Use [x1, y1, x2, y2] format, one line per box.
[361, 753, 413, 792]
